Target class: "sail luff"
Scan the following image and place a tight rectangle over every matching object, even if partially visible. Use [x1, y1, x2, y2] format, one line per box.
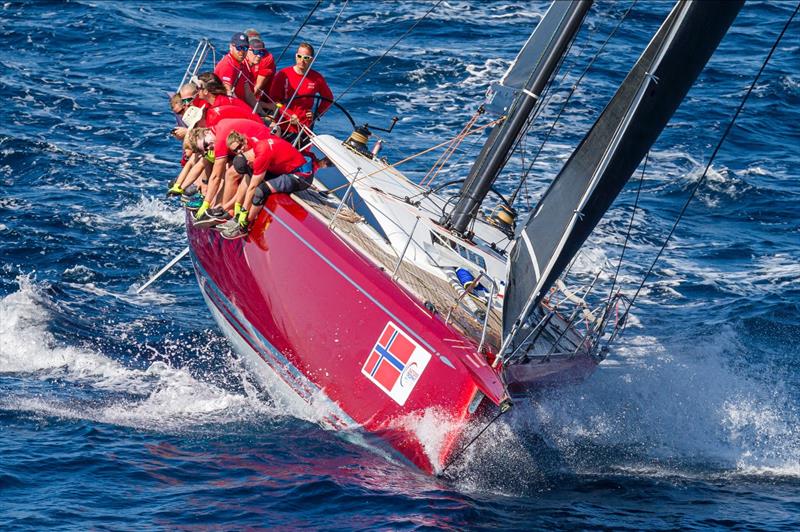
[502, 0, 744, 354]
[444, 0, 592, 235]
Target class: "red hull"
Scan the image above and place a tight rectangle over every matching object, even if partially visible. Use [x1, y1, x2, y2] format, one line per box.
[186, 195, 508, 473]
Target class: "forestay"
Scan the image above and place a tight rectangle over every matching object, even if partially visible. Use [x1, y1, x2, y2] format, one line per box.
[502, 0, 744, 354]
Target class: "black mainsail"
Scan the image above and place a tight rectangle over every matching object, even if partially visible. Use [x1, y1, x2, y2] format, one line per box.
[443, 0, 591, 235]
[502, 0, 743, 354]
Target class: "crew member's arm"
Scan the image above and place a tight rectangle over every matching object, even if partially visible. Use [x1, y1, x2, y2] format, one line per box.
[242, 170, 268, 215]
[254, 56, 275, 101]
[314, 75, 334, 119]
[181, 154, 208, 190]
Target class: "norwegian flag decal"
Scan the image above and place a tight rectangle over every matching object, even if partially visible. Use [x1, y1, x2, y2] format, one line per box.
[362, 322, 432, 406]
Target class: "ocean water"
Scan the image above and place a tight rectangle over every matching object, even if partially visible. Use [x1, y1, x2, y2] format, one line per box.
[2, 0, 799, 529]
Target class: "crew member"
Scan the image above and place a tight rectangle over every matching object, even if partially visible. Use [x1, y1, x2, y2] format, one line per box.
[186, 118, 271, 224]
[214, 32, 259, 109]
[269, 43, 333, 141]
[248, 37, 276, 104]
[197, 80, 253, 113]
[219, 130, 312, 239]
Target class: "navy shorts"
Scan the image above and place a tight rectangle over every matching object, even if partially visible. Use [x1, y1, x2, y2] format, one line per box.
[260, 173, 312, 196]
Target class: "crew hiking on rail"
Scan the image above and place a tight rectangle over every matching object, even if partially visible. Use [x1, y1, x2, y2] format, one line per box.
[165, 32, 333, 240]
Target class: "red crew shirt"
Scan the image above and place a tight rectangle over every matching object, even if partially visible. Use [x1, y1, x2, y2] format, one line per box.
[205, 105, 261, 128]
[269, 67, 333, 132]
[212, 118, 270, 159]
[253, 53, 276, 99]
[251, 135, 306, 176]
[191, 97, 209, 109]
[214, 53, 252, 101]
[210, 94, 252, 113]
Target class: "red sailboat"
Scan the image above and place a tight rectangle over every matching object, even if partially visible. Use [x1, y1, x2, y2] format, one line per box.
[177, 1, 742, 473]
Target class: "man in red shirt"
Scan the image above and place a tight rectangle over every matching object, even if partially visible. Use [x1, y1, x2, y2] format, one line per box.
[218, 130, 311, 239]
[269, 42, 333, 141]
[214, 32, 259, 109]
[247, 37, 276, 105]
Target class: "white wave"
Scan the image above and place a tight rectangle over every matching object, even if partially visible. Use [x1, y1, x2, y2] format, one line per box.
[0, 276, 276, 431]
[116, 195, 184, 227]
[62, 264, 95, 283]
[463, 58, 510, 90]
[434, 322, 800, 488]
[504, 327, 800, 478]
[390, 407, 462, 474]
[65, 280, 178, 307]
[666, 251, 800, 297]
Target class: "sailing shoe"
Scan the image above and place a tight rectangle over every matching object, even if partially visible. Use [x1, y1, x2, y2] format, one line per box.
[185, 198, 204, 212]
[213, 218, 239, 233]
[207, 207, 231, 222]
[180, 184, 199, 202]
[192, 212, 223, 228]
[221, 221, 249, 240]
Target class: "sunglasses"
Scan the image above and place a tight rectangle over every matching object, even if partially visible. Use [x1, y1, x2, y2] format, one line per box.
[197, 135, 213, 154]
[230, 142, 245, 154]
[296, 53, 313, 61]
[181, 97, 193, 104]
[234, 45, 249, 51]
[251, 49, 267, 57]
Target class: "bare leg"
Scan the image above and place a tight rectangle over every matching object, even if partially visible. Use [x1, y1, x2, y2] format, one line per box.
[223, 174, 249, 212]
[247, 181, 276, 224]
[242, 173, 267, 215]
[221, 165, 242, 211]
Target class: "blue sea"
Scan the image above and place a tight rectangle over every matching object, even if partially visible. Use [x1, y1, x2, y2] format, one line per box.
[2, 1, 799, 529]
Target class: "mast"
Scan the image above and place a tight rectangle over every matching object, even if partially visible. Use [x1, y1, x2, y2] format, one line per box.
[501, 0, 744, 355]
[443, 0, 592, 236]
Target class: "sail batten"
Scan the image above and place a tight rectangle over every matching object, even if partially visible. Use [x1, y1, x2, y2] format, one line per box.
[502, 0, 744, 354]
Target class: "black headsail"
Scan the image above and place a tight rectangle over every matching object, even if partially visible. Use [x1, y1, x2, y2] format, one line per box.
[443, 0, 592, 235]
[502, 0, 743, 354]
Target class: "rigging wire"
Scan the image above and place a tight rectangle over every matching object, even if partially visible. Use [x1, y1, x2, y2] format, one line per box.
[596, 151, 648, 336]
[285, 0, 350, 115]
[462, 6, 593, 237]
[324, 117, 504, 194]
[509, 0, 638, 206]
[274, 0, 324, 66]
[607, 1, 800, 346]
[420, 108, 485, 187]
[335, 0, 444, 104]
